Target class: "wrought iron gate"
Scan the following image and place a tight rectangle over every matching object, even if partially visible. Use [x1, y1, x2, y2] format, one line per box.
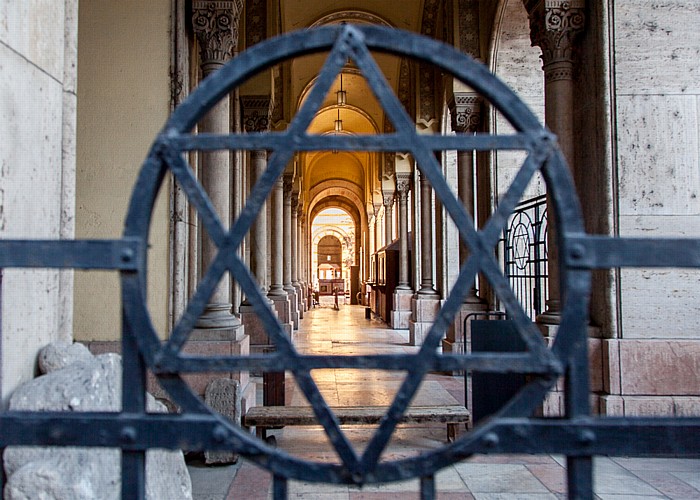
[1, 24, 700, 499]
[503, 194, 548, 319]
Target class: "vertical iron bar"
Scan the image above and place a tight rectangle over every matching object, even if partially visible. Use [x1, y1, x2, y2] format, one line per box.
[272, 474, 288, 500]
[420, 475, 435, 500]
[121, 451, 146, 500]
[567, 456, 593, 499]
[121, 279, 148, 499]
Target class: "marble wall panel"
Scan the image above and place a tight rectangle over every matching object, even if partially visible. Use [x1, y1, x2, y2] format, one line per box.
[614, 0, 700, 95]
[618, 340, 700, 395]
[0, 0, 65, 81]
[617, 95, 699, 216]
[0, 43, 65, 403]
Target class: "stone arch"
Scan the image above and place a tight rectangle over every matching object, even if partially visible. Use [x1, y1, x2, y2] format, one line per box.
[488, 0, 546, 202]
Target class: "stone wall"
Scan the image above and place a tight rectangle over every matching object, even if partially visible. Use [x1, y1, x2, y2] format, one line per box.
[74, 0, 171, 342]
[0, 0, 78, 405]
[607, 0, 700, 414]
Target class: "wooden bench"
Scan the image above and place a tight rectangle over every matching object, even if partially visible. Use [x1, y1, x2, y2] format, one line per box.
[243, 405, 470, 445]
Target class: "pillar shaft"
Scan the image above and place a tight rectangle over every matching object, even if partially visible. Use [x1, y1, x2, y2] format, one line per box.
[418, 173, 437, 295]
[528, 0, 585, 322]
[269, 176, 285, 296]
[383, 193, 394, 245]
[396, 174, 411, 290]
[192, 1, 242, 328]
[450, 93, 483, 303]
[250, 150, 269, 297]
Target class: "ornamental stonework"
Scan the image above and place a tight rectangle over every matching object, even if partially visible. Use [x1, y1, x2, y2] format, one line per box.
[449, 93, 483, 134]
[241, 95, 272, 132]
[458, 0, 480, 58]
[396, 173, 412, 200]
[527, 0, 586, 69]
[192, 1, 243, 69]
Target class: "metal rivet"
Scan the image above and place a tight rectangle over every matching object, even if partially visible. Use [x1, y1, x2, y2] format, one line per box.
[578, 429, 596, 446]
[569, 243, 585, 260]
[482, 432, 499, 448]
[121, 426, 137, 444]
[49, 427, 63, 441]
[120, 247, 135, 263]
[212, 425, 227, 443]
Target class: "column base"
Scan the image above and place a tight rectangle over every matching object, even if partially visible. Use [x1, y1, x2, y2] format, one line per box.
[239, 303, 288, 349]
[443, 300, 489, 358]
[269, 293, 294, 336]
[408, 295, 441, 346]
[195, 302, 241, 329]
[293, 283, 304, 319]
[285, 286, 299, 329]
[390, 288, 413, 330]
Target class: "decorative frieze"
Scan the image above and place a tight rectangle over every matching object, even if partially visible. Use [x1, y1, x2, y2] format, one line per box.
[449, 93, 483, 134]
[245, 0, 266, 47]
[241, 95, 272, 132]
[527, 0, 586, 77]
[457, 0, 480, 58]
[192, 1, 243, 71]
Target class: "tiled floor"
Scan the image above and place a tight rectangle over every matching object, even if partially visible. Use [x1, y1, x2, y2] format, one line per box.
[190, 304, 700, 499]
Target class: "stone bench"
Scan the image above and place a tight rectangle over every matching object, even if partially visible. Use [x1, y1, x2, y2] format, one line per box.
[243, 405, 470, 445]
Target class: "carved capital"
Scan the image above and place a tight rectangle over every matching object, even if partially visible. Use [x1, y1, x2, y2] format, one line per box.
[395, 172, 412, 201]
[291, 192, 299, 210]
[382, 192, 395, 208]
[448, 93, 483, 133]
[241, 95, 272, 132]
[528, 0, 585, 73]
[192, 1, 243, 72]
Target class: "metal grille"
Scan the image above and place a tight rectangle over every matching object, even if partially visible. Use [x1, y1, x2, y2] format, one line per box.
[1, 25, 700, 499]
[503, 194, 548, 319]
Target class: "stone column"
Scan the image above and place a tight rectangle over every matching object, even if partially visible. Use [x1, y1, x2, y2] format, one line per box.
[268, 175, 293, 332]
[416, 173, 437, 296]
[527, 0, 585, 325]
[527, 0, 590, 421]
[409, 168, 441, 345]
[192, 1, 240, 331]
[369, 204, 381, 315]
[291, 191, 304, 319]
[443, 93, 488, 356]
[391, 171, 413, 329]
[383, 192, 394, 245]
[239, 97, 288, 345]
[191, 1, 254, 460]
[283, 174, 299, 328]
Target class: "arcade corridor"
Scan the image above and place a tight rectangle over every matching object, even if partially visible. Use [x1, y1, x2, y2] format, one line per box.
[187, 305, 700, 499]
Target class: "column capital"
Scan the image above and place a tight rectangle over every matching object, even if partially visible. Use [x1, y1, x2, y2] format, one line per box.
[192, 1, 243, 72]
[382, 192, 395, 208]
[396, 172, 412, 199]
[448, 93, 483, 134]
[527, 0, 586, 78]
[241, 95, 272, 132]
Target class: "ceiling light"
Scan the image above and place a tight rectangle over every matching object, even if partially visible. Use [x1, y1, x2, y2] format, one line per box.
[336, 72, 346, 106]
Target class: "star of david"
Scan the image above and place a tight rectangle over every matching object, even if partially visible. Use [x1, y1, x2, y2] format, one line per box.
[121, 24, 573, 483]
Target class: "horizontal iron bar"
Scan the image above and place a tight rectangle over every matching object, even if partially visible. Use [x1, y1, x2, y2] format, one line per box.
[2, 413, 699, 457]
[153, 352, 561, 375]
[0, 238, 142, 270]
[166, 132, 532, 153]
[0, 412, 259, 452]
[564, 236, 700, 269]
[471, 417, 700, 456]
